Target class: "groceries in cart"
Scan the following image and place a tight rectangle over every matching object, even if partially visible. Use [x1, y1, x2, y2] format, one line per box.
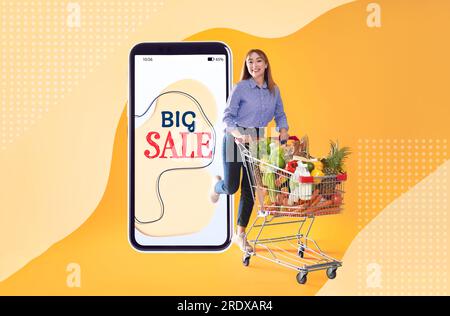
[236, 136, 351, 284]
[254, 136, 350, 217]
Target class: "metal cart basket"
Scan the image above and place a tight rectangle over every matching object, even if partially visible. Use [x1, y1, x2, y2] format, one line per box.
[236, 139, 347, 284]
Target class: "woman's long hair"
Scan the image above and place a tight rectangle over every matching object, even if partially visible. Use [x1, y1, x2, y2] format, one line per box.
[240, 49, 276, 94]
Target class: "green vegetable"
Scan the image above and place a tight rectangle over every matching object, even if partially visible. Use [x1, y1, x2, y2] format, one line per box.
[259, 155, 272, 173]
[269, 143, 286, 169]
[262, 172, 277, 203]
[257, 138, 271, 158]
[306, 162, 315, 173]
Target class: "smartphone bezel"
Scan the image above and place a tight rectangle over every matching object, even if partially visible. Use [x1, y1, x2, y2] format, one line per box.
[128, 41, 233, 252]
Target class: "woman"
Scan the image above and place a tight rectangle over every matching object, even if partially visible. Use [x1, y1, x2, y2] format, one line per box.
[210, 49, 289, 252]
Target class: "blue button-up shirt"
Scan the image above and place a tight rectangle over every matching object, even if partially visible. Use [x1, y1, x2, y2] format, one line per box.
[223, 78, 289, 132]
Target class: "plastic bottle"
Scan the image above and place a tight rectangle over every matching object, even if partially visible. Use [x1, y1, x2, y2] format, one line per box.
[295, 163, 312, 201]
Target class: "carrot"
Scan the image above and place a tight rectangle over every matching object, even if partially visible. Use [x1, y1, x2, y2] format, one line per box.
[310, 189, 319, 202]
[297, 196, 343, 216]
[299, 205, 318, 215]
[314, 201, 339, 213]
[299, 199, 308, 206]
[309, 194, 322, 207]
[317, 199, 333, 209]
[313, 206, 342, 216]
[302, 208, 318, 216]
[300, 199, 332, 214]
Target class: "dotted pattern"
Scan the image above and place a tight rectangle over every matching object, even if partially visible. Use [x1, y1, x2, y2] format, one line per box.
[356, 138, 449, 295]
[357, 139, 448, 229]
[1, 1, 165, 150]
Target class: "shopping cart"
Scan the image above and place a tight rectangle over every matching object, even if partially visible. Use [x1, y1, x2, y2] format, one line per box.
[236, 137, 347, 284]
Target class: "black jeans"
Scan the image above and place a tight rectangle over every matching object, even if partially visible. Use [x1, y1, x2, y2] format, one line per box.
[214, 128, 262, 228]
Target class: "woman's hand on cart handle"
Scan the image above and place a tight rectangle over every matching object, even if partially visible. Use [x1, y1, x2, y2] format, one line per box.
[230, 129, 252, 144]
[268, 135, 299, 144]
[235, 134, 253, 144]
[279, 128, 289, 144]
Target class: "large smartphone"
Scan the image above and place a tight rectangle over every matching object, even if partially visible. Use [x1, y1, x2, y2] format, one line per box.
[129, 42, 233, 251]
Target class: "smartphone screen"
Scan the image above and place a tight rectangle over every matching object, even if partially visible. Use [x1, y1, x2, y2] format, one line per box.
[129, 42, 232, 251]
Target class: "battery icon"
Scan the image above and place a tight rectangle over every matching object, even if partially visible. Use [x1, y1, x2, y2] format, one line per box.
[208, 57, 214, 61]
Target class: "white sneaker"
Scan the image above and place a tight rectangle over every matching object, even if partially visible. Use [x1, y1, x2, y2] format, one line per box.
[209, 175, 221, 203]
[233, 232, 253, 253]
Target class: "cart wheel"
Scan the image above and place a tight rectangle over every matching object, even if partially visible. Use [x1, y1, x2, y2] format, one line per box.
[296, 272, 307, 284]
[242, 255, 251, 267]
[326, 267, 337, 279]
[297, 246, 305, 258]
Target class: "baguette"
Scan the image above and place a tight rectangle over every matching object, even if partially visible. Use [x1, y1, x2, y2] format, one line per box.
[309, 194, 322, 207]
[307, 189, 319, 206]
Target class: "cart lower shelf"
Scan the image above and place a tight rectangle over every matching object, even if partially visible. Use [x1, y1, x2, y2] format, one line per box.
[241, 211, 342, 285]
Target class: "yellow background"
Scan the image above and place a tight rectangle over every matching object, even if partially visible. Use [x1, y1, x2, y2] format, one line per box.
[0, 0, 449, 295]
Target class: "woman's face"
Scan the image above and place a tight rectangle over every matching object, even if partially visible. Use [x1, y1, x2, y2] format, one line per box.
[246, 52, 267, 80]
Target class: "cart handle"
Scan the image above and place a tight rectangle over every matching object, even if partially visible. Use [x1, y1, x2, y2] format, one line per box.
[234, 137, 249, 153]
[234, 135, 300, 145]
[269, 135, 300, 145]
